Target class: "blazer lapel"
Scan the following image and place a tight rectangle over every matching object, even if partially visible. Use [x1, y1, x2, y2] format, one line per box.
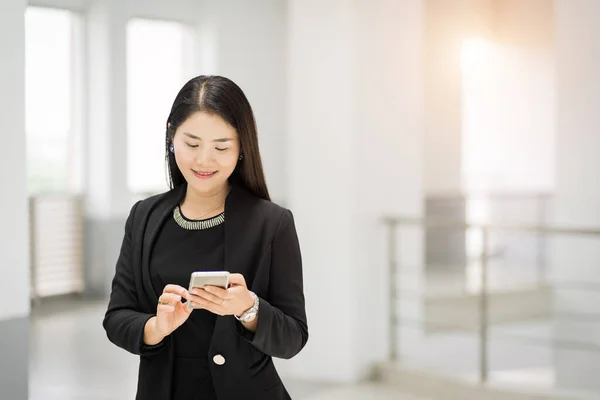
[212, 183, 256, 342]
[139, 184, 186, 307]
[223, 183, 249, 275]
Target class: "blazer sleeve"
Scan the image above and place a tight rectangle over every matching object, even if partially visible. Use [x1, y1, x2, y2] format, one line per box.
[238, 209, 309, 359]
[102, 201, 167, 357]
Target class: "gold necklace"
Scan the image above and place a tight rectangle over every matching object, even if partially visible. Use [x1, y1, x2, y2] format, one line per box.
[181, 186, 231, 220]
[182, 199, 225, 221]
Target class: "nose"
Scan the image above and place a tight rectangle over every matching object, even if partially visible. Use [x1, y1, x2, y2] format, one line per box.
[194, 147, 214, 164]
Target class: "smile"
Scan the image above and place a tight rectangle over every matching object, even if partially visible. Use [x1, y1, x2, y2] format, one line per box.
[192, 170, 217, 179]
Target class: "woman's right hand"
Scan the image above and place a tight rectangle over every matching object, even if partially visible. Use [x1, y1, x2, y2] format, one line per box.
[154, 284, 192, 338]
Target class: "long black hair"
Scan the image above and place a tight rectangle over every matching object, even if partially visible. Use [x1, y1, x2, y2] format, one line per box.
[165, 75, 270, 201]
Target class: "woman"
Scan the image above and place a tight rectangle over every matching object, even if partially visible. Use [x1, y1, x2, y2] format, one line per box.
[103, 75, 308, 400]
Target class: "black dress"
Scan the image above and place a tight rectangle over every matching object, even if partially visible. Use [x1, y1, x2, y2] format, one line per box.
[149, 205, 225, 400]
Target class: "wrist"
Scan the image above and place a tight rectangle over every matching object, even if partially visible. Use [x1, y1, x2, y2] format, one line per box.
[144, 316, 166, 345]
[239, 291, 255, 315]
[235, 291, 259, 324]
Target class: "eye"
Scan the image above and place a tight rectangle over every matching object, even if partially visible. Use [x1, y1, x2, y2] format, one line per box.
[216, 148, 228, 152]
[186, 143, 198, 148]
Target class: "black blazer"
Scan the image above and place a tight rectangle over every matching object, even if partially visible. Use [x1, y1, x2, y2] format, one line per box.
[102, 183, 308, 399]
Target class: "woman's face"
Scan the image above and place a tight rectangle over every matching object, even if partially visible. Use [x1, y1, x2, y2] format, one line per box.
[172, 111, 241, 196]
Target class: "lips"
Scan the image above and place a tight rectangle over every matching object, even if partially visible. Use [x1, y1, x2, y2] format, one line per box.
[192, 170, 217, 179]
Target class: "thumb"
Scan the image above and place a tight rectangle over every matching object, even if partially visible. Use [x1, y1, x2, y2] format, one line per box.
[179, 301, 193, 314]
[228, 273, 246, 287]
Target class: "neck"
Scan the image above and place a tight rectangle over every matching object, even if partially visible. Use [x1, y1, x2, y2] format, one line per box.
[182, 182, 231, 212]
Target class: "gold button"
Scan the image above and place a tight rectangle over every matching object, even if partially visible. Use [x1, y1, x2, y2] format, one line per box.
[213, 354, 225, 365]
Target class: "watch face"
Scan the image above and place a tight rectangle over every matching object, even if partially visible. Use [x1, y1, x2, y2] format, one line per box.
[242, 312, 257, 322]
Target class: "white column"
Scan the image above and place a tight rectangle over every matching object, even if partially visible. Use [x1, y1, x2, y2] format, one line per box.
[0, 0, 28, 321]
[552, 0, 600, 392]
[0, 0, 29, 397]
[355, 0, 425, 377]
[286, 0, 424, 382]
[84, 0, 131, 296]
[86, 0, 129, 217]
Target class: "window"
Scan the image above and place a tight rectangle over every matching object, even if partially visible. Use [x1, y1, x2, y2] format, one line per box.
[126, 18, 195, 194]
[25, 7, 84, 195]
[460, 37, 555, 193]
[26, 7, 85, 298]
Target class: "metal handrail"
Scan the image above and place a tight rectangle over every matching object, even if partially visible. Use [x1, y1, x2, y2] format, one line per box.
[394, 314, 600, 353]
[383, 215, 600, 384]
[382, 216, 600, 236]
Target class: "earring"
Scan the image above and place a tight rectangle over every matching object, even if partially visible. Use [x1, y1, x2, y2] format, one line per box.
[239, 154, 243, 161]
[170, 144, 175, 153]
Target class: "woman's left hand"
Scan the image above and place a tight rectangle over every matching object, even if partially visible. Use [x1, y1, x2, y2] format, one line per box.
[187, 273, 254, 317]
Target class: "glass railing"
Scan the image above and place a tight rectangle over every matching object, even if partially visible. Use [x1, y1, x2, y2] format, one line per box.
[383, 214, 600, 397]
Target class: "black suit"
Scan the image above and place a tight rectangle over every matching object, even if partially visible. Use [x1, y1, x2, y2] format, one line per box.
[103, 183, 308, 399]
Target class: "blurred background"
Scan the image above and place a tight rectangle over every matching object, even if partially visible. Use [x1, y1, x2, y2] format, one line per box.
[1, 0, 600, 399]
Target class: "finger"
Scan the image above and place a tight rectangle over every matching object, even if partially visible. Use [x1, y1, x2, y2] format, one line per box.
[204, 285, 229, 299]
[190, 301, 226, 316]
[185, 292, 208, 306]
[228, 273, 246, 286]
[158, 293, 182, 305]
[163, 284, 188, 297]
[188, 296, 226, 314]
[191, 287, 226, 302]
[188, 289, 224, 305]
[176, 301, 194, 314]
[157, 304, 175, 313]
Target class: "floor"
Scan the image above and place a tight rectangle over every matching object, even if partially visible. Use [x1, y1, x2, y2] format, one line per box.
[28, 296, 424, 400]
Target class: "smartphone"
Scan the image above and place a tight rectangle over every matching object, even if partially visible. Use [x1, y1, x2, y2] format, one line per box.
[187, 271, 230, 309]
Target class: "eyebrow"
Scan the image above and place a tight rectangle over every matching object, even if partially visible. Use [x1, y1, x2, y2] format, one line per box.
[183, 132, 233, 142]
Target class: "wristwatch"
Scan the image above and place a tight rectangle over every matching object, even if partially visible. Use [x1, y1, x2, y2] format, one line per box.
[235, 291, 259, 323]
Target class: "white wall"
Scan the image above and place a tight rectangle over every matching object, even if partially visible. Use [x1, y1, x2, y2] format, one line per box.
[286, 0, 424, 382]
[552, 0, 600, 391]
[0, 0, 29, 321]
[424, 0, 556, 196]
[462, 0, 555, 193]
[553, 0, 600, 228]
[200, 0, 288, 205]
[462, 42, 555, 193]
[423, 0, 466, 195]
[423, 0, 494, 195]
[494, 0, 554, 49]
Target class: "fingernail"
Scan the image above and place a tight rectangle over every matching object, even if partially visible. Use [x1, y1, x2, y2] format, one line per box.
[204, 287, 212, 293]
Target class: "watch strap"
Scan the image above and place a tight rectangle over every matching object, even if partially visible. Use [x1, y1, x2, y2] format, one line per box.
[235, 291, 259, 322]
